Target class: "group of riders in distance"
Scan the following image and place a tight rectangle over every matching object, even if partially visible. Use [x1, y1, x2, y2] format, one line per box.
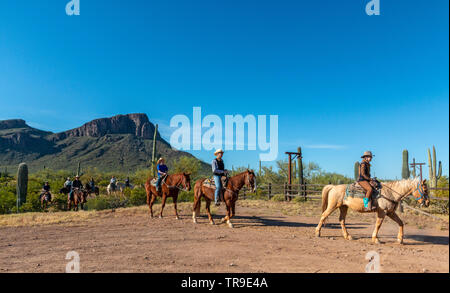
[37, 149, 431, 242]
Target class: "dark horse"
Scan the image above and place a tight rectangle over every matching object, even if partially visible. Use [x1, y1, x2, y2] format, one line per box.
[85, 183, 100, 196]
[193, 170, 256, 228]
[59, 186, 71, 195]
[68, 188, 87, 211]
[145, 173, 191, 219]
[40, 191, 52, 210]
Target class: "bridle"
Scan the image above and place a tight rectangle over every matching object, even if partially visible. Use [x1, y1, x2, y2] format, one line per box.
[413, 182, 427, 202]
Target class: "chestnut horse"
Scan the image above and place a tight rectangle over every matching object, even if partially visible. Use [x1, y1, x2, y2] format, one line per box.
[145, 173, 191, 219]
[315, 178, 430, 244]
[193, 170, 256, 228]
[40, 191, 52, 210]
[68, 188, 87, 211]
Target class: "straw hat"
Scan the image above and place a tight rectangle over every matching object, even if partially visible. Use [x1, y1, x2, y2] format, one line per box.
[214, 149, 224, 155]
[157, 157, 164, 164]
[361, 151, 374, 158]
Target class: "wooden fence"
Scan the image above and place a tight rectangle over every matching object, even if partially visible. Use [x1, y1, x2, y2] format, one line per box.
[239, 183, 449, 202]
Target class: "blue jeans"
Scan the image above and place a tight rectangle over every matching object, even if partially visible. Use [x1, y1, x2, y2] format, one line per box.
[214, 175, 222, 203]
[156, 176, 163, 190]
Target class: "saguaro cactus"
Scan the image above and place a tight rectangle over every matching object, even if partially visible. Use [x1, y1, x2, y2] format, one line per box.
[151, 124, 158, 177]
[16, 163, 28, 207]
[402, 150, 410, 179]
[427, 146, 442, 189]
[354, 161, 360, 181]
[77, 161, 81, 176]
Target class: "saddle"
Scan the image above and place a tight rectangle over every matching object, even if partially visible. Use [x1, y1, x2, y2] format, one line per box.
[150, 175, 167, 187]
[345, 179, 382, 200]
[202, 176, 228, 189]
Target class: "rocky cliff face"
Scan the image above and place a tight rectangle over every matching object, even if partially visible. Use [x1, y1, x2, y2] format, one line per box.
[53, 113, 161, 141]
[0, 113, 208, 173]
[0, 119, 28, 130]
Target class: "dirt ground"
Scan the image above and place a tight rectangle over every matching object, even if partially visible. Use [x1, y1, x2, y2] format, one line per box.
[0, 200, 448, 273]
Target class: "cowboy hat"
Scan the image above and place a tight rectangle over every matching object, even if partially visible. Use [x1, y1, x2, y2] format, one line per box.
[361, 151, 374, 158]
[214, 149, 224, 155]
[157, 157, 164, 164]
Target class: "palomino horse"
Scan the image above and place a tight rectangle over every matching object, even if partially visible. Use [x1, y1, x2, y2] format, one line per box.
[68, 188, 88, 211]
[145, 173, 191, 219]
[315, 178, 430, 244]
[192, 170, 257, 228]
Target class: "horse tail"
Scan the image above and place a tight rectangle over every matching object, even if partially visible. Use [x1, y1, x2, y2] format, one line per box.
[193, 180, 203, 214]
[321, 185, 333, 213]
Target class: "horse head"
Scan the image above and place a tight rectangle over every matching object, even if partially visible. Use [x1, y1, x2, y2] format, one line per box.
[412, 179, 430, 207]
[182, 172, 192, 191]
[245, 169, 257, 192]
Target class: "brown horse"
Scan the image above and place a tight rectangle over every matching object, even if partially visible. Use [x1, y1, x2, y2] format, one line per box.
[40, 191, 52, 210]
[315, 178, 430, 244]
[68, 188, 87, 211]
[192, 170, 256, 228]
[145, 173, 191, 219]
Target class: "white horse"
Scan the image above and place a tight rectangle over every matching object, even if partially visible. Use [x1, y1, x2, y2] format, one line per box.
[107, 181, 134, 195]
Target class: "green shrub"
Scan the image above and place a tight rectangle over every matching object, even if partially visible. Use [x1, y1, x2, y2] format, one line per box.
[85, 196, 112, 211]
[178, 190, 194, 202]
[129, 188, 147, 206]
[0, 189, 16, 214]
[270, 194, 285, 202]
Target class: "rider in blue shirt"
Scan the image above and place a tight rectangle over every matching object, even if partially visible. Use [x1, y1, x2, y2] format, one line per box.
[156, 158, 168, 192]
[212, 149, 228, 206]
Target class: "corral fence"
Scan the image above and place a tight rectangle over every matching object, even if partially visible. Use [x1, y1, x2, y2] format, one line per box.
[239, 183, 449, 202]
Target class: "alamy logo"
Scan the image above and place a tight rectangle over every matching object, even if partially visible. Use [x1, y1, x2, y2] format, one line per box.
[365, 251, 380, 273]
[366, 0, 380, 16]
[170, 107, 278, 162]
[65, 251, 80, 273]
[66, 0, 80, 16]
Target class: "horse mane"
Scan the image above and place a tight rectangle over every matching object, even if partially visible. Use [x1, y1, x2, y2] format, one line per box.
[233, 170, 255, 177]
[382, 177, 420, 191]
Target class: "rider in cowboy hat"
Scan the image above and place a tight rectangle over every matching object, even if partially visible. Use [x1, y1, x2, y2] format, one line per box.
[212, 149, 228, 206]
[69, 175, 83, 201]
[156, 157, 168, 192]
[357, 151, 375, 211]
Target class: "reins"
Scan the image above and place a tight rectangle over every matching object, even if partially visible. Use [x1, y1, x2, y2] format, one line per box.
[162, 175, 189, 191]
[380, 181, 425, 202]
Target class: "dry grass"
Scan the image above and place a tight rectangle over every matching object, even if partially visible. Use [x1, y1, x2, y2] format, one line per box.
[1, 200, 448, 230]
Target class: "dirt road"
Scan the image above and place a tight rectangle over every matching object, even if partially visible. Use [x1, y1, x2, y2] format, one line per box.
[0, 200, 448, 273]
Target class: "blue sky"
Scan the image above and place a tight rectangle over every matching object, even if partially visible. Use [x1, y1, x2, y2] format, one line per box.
[0, 0, 448, 179]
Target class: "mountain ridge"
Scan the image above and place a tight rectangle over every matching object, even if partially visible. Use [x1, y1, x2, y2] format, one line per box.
[0, 114, 207, 174]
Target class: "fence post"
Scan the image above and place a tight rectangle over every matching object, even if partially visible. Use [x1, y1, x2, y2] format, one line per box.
[284, 182, 287, 201]
[268, 183, 272, 199]
[304, 183, 307, 201]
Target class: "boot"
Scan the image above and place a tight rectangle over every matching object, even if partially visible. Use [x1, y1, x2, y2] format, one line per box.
[364, 197, 374, 211]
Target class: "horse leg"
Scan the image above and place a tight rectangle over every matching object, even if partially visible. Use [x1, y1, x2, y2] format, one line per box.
[173, 195, 180, 220]
[339, 206, 352, 240]
[205, 199, 215, 225]
[315, 206, 337, 237]
[225, 201, 233, 228]
[192, 197, 198, 223]
[231, 200, 236, 218]
[159, 193, 167, 218]
[149, 194, 156, 218]
[371, 209, 386, 244]
[387, 212, 404, 244]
